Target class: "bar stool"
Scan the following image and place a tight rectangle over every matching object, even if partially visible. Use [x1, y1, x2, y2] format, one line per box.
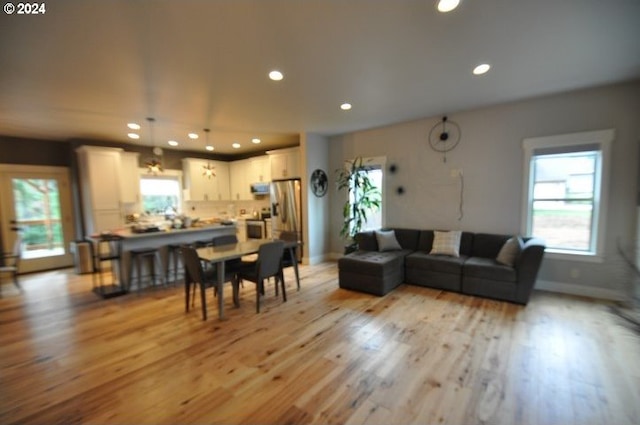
[89, 234, 126, 298]
[166, 243, 184, 284]
[129, 247, 164, 292]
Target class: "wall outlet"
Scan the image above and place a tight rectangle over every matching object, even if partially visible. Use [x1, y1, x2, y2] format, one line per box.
[450, 168, 462, 178]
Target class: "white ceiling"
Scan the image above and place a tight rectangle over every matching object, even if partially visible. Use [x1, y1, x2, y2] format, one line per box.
[1, 0, 639, 155]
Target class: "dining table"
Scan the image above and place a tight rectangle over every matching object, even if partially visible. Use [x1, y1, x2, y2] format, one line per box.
[196, 238, 301, 320]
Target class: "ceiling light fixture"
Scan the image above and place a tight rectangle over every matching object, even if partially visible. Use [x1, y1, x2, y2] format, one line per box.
[188, 133, 199, 139]
[268, 70, 284, 81]
[340, 102, 352, 111]
[473, 63, 491, 75]
[145, 117, 163, 175]
[437, 0, 460, 13]
[127, 122, 141, 130]
[252, 138, 261, 144]
[168, 140, 179, 147]
[232, 142, 241, 149]
[202, 128, 216, 179]
[127, 133, 140, 140]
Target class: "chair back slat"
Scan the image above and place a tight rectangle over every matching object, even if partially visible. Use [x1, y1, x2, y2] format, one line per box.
[258, 241, 284, 279]
[182, 246, 204, 283]
[211, 234, 239, 246]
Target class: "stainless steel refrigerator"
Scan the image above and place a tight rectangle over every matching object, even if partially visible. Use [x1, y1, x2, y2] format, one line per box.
[270, 178, 302, 259]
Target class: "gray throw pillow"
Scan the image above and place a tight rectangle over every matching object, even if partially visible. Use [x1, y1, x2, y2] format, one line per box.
[496, 236, 523, 266]
[375, 230, 402, 251]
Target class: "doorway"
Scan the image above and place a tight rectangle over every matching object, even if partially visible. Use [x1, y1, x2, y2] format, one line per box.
[0, 165, 75, 273]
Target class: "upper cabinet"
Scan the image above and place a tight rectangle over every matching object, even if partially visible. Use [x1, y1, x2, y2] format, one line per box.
[229, 159, 251, 201]
[182, 158, 230, 201]
[250, 155, 271, 183]
[76, 146, 124, 234]
[119, 151, 140, 204]
[269, 147, 300, 179]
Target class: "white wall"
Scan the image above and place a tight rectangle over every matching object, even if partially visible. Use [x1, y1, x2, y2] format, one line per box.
[301, 132, 331, 264]
[328, 81, 640, 299]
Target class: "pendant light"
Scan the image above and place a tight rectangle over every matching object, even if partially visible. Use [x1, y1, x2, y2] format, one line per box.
[145, 117, 163, 174]
[202, 128, 216, 179]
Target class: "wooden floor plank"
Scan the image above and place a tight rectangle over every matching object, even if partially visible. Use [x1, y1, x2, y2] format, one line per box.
[1, 263, 639, 424]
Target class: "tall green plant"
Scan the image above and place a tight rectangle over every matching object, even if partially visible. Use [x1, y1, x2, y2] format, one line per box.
[336, 157, 381, 242]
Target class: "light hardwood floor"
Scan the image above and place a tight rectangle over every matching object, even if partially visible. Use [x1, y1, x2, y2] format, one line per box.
[1, 263, 639, 424]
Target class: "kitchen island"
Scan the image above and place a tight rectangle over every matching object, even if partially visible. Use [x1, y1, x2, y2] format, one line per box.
[94, 223, 237, 291]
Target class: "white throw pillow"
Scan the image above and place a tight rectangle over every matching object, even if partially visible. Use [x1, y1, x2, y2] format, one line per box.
[430, 230, 462, 257]
[375, 230, 402, 252]
[496, 236, 523, 266]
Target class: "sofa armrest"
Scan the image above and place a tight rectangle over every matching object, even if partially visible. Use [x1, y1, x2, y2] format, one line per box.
[513, 238, 546, 304]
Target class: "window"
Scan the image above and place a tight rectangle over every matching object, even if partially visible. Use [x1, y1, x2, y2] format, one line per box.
[344, 156, 385, 236]
[139, 175, 182, 215]
[522, 129, 613, 259]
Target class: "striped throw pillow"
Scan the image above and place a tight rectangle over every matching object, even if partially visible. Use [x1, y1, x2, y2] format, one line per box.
[430, 230, 462, 257]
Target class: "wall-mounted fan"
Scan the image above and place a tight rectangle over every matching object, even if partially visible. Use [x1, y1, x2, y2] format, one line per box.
[428, 116, 461, 162]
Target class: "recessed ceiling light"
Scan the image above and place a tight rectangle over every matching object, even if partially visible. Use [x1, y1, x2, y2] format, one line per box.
[473, 63, 491, 75]
[340, 102, 352, 111]
[252, 138, 261, 144]
[168, 140, 179, 147]
[188, 133, 199, 139]
[127, 122, 141, 130]
[127, 133, 140, 139]
[437, 0, 460, 13]
[268, 70, 284, 81]
[206, 145, 214, 151]
[232, 142, 241, 149]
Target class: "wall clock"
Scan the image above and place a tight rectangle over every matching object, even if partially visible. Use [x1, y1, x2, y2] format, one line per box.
[310, 169, 328, 197]
[428, 116, 461, 162]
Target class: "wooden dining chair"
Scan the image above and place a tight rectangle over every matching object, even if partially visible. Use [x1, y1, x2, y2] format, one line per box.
[0, 229, 23, 298]
[233, 240, 285, 313]
[182, 246, 238, 320]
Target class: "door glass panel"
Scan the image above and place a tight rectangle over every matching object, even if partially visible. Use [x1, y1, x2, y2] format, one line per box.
[12, 178, 65, 259]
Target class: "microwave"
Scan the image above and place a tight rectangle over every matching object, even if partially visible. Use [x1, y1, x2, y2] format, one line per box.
[250, 182, 270, 195]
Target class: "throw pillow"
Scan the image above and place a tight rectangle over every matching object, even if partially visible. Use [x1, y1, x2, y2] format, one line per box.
[375, 230, 402, 252]
[430, 230, 462, 257]
[496, 236, 523, 266]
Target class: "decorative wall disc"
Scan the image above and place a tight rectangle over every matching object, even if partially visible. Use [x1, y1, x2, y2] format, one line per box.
[428, 116, 461, 162]
[310, 169, 328, 197]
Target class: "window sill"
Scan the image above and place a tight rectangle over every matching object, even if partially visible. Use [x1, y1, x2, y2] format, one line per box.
[544, 249, 604, 263]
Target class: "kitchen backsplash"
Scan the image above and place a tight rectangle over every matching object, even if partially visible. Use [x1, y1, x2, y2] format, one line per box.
[184, 199, 270, 219]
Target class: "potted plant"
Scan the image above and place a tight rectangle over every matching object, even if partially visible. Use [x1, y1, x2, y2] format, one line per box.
[336, 157, 381, 254]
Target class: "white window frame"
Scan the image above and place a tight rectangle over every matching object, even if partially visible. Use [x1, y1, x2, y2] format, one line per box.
[138, 169, 184, 215]
[343, 156, 386, 233]
[521, 129, 614, 262]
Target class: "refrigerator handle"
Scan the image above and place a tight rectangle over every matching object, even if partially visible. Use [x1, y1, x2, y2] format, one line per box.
[272, 202, 279, 216]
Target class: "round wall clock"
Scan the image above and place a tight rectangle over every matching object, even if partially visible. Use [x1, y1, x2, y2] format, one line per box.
[310, 169, 328, 197]
[428, 116, 461, 162]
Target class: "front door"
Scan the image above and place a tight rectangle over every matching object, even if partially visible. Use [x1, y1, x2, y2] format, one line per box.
[0, 165, 75, 273]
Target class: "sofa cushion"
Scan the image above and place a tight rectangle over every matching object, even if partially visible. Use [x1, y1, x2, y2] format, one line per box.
[391, 228, 421, 251]
[405, 251, 467, 275]
[430, 230, 462, 257]
[356, 231, 378, 251]
[496, 236, 523, 266]
[463, 257, 516, 282]
[472, 233, 510, 259]
[339, 249, 411, 276]
[418, 230, 474, 256]
[375, 230, 402, 251]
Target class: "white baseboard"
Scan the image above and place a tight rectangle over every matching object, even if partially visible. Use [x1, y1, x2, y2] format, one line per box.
[304, 254, 332, 266]
[534, 279, 625, 301]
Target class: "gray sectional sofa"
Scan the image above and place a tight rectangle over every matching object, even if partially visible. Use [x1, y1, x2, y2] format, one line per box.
[338, 228, 545, 304]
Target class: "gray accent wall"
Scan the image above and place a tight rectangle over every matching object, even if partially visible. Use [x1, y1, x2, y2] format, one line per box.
[329, 80, 640, 299]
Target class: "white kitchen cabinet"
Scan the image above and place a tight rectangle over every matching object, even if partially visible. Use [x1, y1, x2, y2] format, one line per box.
[183, 158, 230, 201]
[119, 151, 140, 204]
[250, 155, 271, 182]
[269, 147, 300, 179]
[76, 146, 124, 235]
[229, 159, 251, 201]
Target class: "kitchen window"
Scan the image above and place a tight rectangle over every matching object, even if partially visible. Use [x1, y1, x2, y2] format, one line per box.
[139, 173, 182, 215]
[522, 129, 613, 260]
